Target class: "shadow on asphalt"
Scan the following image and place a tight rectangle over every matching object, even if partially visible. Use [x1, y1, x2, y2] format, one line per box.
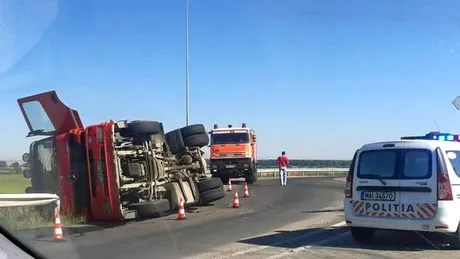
[302, 208, 344, 213]
[238, 226, 457, 251]
[320, 230, 457, 251]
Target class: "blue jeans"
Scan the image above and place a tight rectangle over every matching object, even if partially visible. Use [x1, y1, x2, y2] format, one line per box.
[279, 168, 287, 185]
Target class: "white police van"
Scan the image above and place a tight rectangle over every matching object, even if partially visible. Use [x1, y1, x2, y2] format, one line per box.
[344, 132, 460, 248]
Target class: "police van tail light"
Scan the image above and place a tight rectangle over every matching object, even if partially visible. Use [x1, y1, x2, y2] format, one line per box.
[438, 174, 453, 200]
[344, 175, 353, 198]
[436, 148, 453, 201]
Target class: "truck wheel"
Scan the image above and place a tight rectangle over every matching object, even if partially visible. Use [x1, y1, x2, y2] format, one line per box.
[165, 129, 186, 154]
[350, 227, 374, 244]
[200, 188, 225, 205]
[197, 178, 223, 193]
[220, 177, 230, 185]
[245, 166, 258, 184]
[183, 133, 209, 148]
[181, 124, 206, 138]
[128, 199, 171, 217]
[123, 121, 164, 136]
[246, 173, 257, 184]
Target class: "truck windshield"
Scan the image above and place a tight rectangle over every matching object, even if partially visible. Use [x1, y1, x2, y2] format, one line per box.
[211, 133, 250, 145]
[30, 137, 58, 193]
[22, 101, 56, 133]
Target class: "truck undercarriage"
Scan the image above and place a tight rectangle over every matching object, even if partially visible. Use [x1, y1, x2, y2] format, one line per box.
[18, 91, 225, 221]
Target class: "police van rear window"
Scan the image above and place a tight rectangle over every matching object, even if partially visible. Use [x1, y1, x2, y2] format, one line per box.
[357, 149, 432, 180]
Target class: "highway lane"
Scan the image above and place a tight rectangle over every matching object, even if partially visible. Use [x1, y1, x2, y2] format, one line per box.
[27, 177, 345, 259]
[282, 226, 460, 259]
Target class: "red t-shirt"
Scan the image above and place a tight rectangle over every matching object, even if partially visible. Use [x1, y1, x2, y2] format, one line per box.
[277, 155, 289, 168]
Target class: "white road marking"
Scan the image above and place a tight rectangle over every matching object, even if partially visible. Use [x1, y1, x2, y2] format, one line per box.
[220, 221, 347, 259]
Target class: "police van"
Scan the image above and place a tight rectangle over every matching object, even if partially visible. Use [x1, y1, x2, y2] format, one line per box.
[344, 132, 460, 248]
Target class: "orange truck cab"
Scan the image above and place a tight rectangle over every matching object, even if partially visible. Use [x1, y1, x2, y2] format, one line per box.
[209, 123, 257, 184]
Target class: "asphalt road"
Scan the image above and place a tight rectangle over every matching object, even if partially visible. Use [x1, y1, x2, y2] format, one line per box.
[281, 225, 460, 259]
[26, 177, 345, 259]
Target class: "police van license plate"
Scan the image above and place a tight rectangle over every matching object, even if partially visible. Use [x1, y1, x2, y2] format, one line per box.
[225, 165, 236, 168]
[361, 191, 395, 201]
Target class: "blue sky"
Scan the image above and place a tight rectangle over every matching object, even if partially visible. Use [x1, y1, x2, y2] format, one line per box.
[1, 0, 460, 160]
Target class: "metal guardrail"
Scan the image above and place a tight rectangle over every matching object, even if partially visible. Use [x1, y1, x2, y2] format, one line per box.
[0, 194, 60, 210]
[256, 167, 348, 173]
[206, 167, 348, 178]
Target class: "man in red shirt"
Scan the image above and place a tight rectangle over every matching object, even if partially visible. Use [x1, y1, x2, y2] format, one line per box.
[277, 151, 289, 186]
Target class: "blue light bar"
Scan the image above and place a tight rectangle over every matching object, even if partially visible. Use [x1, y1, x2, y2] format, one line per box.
[401, 132, 460, 142]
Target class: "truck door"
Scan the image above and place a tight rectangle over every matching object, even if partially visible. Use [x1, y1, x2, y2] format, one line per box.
[352, 143, 402, 218]
[17, 91, 83, 136]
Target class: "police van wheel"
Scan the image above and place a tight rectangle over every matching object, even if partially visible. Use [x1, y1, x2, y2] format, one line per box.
[448, 223, 460, 249]
[351, 227, 374, 244]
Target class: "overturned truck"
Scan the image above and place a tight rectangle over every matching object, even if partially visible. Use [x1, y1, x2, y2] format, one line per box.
[19, 91, 225, 221]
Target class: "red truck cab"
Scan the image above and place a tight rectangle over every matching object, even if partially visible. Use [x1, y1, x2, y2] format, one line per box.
[18, 91, 92, 219]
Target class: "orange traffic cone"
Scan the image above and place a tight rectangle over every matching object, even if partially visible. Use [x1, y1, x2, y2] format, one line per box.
[227, 180, 232, 191]
[243, 182, 249, 198]
[233, 191, 240, 208]
[177, 198, 186, 220]
[53, 212, 64, 241]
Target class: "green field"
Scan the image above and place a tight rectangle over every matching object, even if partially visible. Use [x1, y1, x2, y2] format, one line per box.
[0, 173, 29, 194]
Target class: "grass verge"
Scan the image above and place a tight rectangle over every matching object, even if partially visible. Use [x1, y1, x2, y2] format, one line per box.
[0, 206, 87, 230]
[0, 173, 29, 194]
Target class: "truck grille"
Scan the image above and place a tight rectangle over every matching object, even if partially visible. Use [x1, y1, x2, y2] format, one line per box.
[218, 153, 246, 158]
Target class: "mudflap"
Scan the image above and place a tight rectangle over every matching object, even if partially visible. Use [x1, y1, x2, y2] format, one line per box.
[163, 178, 200, 210]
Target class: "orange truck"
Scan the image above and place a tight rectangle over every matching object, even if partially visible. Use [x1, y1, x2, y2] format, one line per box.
[209, 123, 258, 184]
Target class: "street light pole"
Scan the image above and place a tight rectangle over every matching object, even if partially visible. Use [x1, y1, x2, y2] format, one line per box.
[185, 0, 190, 126]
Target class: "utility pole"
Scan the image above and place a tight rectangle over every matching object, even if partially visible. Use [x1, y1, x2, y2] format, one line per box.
[185, 0, 190, 126]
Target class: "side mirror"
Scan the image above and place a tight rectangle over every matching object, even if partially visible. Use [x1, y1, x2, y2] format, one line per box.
[453, 96, 460, 110]
[22, 153, 30, 163]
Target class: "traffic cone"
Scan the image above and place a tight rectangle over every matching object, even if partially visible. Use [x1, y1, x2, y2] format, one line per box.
[233, 191, 240, 208]
[177, 198, 186, 220]
[53, 212, 64, 241]
[243, 182, 249, 198]
[227, 180, 232, 191]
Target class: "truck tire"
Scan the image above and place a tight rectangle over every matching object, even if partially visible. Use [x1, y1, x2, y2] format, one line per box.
[183, 133, 209, 148]
[245, 165, 258, 184]
[220, 177, 230, 185]
[181, 124, 206, 138]
[165, 129, 186, 154]
[123, 121, 164, 136]
[197, 178, 223, 193]
[128, 199, 171, 217]
[200, 188, 225, 205]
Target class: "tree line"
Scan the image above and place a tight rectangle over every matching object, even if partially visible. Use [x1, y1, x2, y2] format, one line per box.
[206, 159, 351, 168]
[0, 161, 24, 173]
